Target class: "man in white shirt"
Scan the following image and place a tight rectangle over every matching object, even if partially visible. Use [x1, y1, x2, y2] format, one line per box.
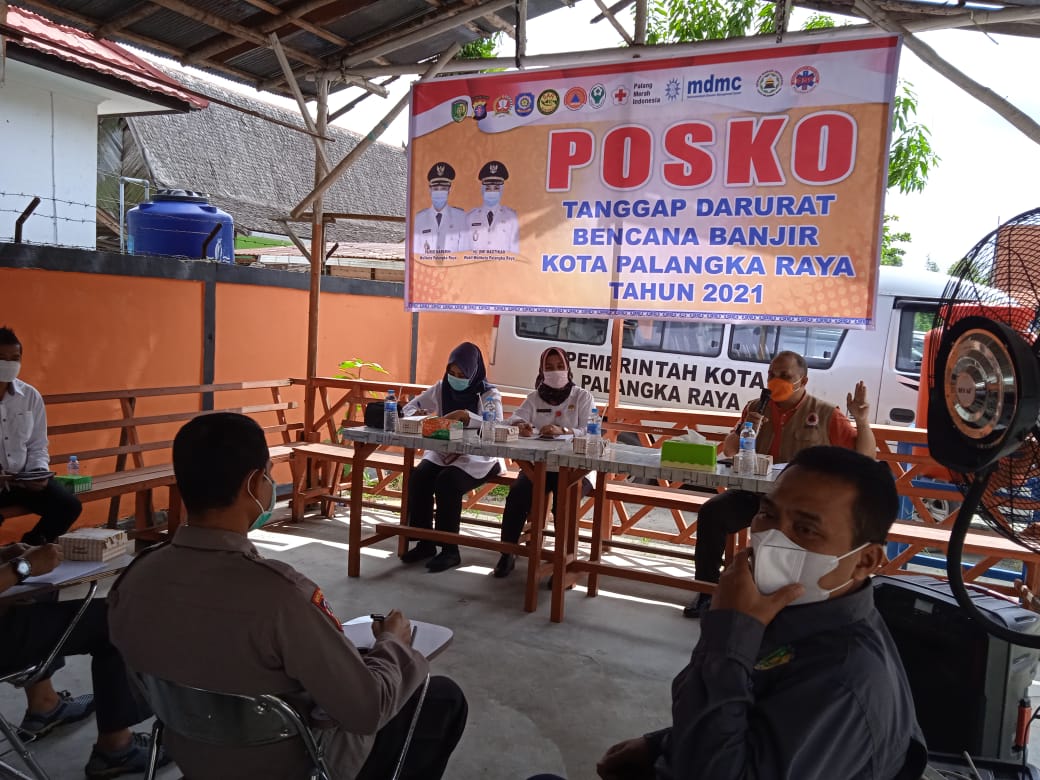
[466, 160, 520, 254]
[0, 327, 81, 544]
[411, 162, 467, 256]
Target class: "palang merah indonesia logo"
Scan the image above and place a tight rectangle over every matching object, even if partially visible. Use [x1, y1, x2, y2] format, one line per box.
[664, 78, 681, 102]
[612, 85, 628, 105]
[756, 70, 783, 97]
[537, 89, 560, 115]
[589, 84, 607, 108]
[450, 99, 468, 122]
[791, 65, 820, 93]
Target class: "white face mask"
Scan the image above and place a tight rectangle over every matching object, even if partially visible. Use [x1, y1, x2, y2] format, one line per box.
[750, 528, 869, 605]
[0, 360, 20, 383]
[541, 370, 569, 389]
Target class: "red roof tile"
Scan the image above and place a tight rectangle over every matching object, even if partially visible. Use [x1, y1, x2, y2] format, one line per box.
[4, 5, 206, 110]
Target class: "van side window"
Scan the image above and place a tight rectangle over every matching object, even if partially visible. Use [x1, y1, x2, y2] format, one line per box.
[515, 316, 608, 345]
[728, 325, 847, 369]
[621, 320, 723, 357]
[895, 304, 937, 373]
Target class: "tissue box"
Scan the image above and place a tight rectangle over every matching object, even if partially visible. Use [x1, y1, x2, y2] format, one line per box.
[58, 528, 129, 562]
[660, 439, 717, 471]
[422, 417, 463, 440]
[398, 415, 431, 435]
[54, 474, 93, 493]
[493, 425, 519, 443]
[754, 454, 774, 476]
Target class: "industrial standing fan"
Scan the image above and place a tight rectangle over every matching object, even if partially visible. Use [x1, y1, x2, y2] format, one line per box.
[927, 206, 1040, 648]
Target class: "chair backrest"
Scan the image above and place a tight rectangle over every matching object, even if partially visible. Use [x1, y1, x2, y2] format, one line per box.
[133, 672, 308, 747]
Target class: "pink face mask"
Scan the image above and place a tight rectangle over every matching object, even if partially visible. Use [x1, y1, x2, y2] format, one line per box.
[541, 370, 569, 389]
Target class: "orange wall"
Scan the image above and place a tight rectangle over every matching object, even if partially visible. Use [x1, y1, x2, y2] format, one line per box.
[0, 264, 488, 540]
[414, 312, 495, 385]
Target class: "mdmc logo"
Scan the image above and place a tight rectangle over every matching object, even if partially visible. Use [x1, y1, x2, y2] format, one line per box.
[686, 73, 742, 98]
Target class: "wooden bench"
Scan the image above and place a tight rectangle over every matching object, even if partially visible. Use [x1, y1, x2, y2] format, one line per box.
[0, 381, 302, 542]
[881, 520, 1040, 595]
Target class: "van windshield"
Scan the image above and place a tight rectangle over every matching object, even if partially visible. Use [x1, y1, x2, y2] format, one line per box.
[728, 324, 846, 368]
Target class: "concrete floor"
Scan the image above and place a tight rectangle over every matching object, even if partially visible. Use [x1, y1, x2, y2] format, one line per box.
[8, 501, 1040, 780]
[0, 503, 703, 780]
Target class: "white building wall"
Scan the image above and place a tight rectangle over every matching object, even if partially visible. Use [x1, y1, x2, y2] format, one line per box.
[0, 65, 100, 248]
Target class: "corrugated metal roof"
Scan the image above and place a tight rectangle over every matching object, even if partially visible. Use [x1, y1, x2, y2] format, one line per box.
[10, 0, 568, 98]
[5, 5, 208, 109]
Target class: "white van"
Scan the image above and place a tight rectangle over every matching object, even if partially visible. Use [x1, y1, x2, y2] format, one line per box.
[490, 265, 949, 426]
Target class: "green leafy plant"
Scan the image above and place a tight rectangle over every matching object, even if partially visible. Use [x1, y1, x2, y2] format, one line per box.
[336, 359, 389, 427]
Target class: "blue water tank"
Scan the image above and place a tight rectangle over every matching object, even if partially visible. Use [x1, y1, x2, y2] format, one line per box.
[127, 190, 234, 263]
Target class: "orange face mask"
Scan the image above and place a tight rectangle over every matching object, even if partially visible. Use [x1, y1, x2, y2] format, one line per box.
[767, 377, 802, 403]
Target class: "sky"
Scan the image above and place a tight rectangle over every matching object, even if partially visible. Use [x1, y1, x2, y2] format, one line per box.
[154, 0, 1040, 273]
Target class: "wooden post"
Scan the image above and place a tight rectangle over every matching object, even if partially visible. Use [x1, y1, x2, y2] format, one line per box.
[304, 77, 328, 435]
[607, 317, 624, 416]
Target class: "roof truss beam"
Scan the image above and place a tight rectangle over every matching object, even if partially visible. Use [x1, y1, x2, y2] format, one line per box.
[337, 0, 515, 69]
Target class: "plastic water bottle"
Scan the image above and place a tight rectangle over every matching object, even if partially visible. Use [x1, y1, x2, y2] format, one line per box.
[734, 421, 756, 475]
[481, 397, 497, 442]
[383, 389, 398, 432]
[586, 407, 602, 458]
[67, 456, 80, 475]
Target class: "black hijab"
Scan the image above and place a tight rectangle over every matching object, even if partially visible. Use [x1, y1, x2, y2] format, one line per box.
[535, 346, 575, 406]
[441, 342, 494, 414]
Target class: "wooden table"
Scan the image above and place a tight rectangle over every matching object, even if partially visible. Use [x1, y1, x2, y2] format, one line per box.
[549, 444, 781, 622]
[336, 427, 574, 613]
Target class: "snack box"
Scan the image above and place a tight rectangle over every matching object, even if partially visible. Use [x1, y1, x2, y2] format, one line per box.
[58, 528, 130, 562]
[398, 415, 431, 435]
[493, 425, 519, 443]
[422, 417, 463, 440]
[660, 439, 717, 472]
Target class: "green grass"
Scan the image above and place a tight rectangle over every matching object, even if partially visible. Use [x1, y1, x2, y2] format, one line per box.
[235, 235, 292, 250]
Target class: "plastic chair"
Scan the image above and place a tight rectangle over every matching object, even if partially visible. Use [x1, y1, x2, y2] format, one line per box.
[135, 671, 431, 780]
[0, 581, 99, 780]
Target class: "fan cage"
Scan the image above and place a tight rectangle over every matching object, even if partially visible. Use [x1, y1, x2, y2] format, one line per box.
[928, 206, 1040, 553]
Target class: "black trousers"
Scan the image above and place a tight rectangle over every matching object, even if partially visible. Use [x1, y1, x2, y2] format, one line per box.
[693, 489, 761, 584]
[0, 600, 151, 733]
[355, 675, 467, 780]
[407, 460, 498, 550]
[500, 471, 593, 544]
[0, 480, 83, 544]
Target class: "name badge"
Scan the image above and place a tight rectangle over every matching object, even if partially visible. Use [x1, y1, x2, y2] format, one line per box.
[421, 228, 432, 234]
[536, 408, 551, 413]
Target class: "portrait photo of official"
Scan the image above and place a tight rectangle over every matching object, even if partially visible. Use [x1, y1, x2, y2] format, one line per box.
[466, 160, 519, 255]
[412, 162, 467, 255]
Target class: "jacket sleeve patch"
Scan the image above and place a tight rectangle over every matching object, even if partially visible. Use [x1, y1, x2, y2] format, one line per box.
[311, 588, 343, 632]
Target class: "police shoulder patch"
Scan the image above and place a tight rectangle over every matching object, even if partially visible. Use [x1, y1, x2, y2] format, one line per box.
[311, 588, 343, 632]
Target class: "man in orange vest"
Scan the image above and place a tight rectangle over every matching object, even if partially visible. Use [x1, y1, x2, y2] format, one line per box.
[684, 350, 876, 618]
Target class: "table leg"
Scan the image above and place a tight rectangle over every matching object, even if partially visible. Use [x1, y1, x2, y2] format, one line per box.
[587, 474, 607, 598]
[134, 490, 152, 533]
[398, 448, 414, 557]
[523, 461, 546, 614]
[348, 442, 377, 578]
[550, 467, 587, 623]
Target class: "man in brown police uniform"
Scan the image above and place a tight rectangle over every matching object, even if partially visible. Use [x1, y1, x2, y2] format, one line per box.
[108, 413, 467, 779]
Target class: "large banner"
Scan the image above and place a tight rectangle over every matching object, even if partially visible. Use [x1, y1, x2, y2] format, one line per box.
[406, 32, 900, 327]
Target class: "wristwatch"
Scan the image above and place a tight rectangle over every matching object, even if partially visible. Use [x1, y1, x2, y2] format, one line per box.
[11, 557, 31, 584]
